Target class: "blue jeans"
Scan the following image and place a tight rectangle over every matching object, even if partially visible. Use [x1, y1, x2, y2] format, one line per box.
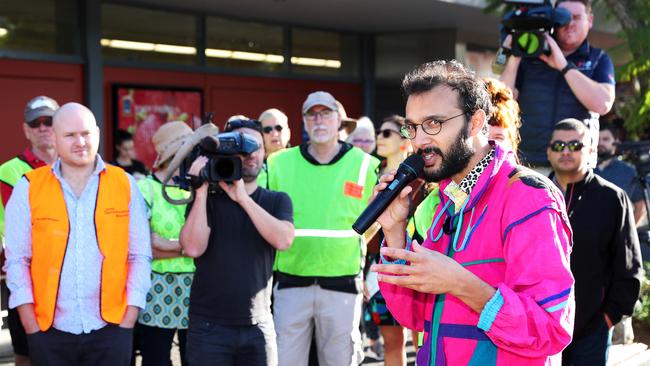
[562, 315, 613, 366]
[186, 316, 277, 366]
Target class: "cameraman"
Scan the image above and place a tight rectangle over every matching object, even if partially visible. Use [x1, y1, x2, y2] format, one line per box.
[180, 119, 294, 366]
[500, 0, 615, 168]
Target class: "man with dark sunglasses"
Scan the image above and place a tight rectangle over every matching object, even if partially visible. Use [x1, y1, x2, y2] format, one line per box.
[547, 118, 642, 366]
[0, 95, 59, 366]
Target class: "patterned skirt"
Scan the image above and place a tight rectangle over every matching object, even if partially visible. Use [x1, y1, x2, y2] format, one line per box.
[138, 271, 193, 329]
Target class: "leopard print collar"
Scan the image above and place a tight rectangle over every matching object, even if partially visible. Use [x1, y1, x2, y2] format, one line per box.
[458, 148, 495, 194]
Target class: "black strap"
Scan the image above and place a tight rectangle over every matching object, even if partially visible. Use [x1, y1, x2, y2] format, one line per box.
[561, 62, 577, 76]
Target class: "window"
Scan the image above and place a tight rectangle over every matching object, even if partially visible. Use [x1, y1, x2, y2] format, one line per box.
[291, 29, 359, 78]
[102, 4, 197, 64]
[206, 16, 284, 72]
[0, 0, 79, 55]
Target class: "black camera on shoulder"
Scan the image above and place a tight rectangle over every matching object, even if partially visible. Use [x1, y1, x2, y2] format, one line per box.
[176, 131, 260, 189]
[160, 114, 262, 205]
[501, 0, 571, 58]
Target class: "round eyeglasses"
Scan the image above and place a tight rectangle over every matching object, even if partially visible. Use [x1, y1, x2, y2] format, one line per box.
[400, 112, 466, 139]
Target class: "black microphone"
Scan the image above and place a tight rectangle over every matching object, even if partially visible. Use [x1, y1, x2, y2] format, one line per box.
[352, 154, 424, 234]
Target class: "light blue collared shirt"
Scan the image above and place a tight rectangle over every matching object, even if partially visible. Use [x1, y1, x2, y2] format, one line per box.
[3, 156, 152, 335]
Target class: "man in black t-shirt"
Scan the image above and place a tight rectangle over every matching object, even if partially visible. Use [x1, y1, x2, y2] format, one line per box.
[180, 119, 294, 366]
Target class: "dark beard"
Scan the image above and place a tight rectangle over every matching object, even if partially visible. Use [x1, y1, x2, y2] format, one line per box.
[597, 150, 614, 163]
[242, 166, 261, 183]
[421, 126, 474, 182]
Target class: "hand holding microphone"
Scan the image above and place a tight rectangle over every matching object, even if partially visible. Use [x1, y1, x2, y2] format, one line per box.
[353, 154, 424, 235]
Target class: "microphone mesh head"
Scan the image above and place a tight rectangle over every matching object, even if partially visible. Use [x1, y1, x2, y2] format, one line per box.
[401, 154, 425, 175]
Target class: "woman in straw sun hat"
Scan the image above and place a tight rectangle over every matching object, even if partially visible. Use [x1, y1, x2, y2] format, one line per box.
[136, 121, 194, 366]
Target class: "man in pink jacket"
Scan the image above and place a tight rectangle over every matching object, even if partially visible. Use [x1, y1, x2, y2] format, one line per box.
[371, 60, 575, 365]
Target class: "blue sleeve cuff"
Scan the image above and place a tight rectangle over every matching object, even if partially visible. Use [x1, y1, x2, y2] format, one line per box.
[379, 233, 412, 265]
[478, 288, 504, 332]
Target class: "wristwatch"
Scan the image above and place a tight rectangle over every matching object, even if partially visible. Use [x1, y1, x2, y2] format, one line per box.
[561, 62, 577, 76]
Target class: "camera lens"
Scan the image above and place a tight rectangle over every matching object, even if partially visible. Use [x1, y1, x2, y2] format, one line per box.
[214, 158, 236, 179]
[514, 31, 544, 56]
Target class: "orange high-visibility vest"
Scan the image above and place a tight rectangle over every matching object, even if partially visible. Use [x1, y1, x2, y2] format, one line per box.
[25, 164, 131, 331]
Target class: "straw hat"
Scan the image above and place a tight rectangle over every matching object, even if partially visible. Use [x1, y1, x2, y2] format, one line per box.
[335, 100, 357, 134]
[152, 121, 193, 169]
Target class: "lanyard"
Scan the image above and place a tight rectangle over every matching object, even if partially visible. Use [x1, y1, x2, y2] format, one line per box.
[427, 198, 488, 253]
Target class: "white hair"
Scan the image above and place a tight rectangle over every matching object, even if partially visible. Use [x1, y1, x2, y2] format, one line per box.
[350, 117, 375, 136]
[258, 108, 288, 126]
[346, 116, 376, 152]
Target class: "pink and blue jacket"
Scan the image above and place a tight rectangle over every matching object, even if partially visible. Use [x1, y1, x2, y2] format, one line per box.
[380, 144, 575, 365]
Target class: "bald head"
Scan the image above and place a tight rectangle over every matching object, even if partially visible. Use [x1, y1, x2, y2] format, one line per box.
[52, 103, 101, 168]
[53, 103, 97, 130]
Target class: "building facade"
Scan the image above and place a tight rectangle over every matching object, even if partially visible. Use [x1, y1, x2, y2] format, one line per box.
[0, 0, 621, 162]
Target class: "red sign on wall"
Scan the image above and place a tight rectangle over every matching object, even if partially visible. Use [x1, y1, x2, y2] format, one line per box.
[113, 85, 203, 169]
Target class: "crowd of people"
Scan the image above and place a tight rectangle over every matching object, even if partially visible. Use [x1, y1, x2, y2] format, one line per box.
[0, 1, 646, 366]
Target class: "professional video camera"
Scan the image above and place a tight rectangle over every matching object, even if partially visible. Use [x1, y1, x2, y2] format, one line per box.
[177, 130, 259, 185]
[160, 114, 260, 205]
[500, 0, 571, 58]
[616, 141, 650, 181]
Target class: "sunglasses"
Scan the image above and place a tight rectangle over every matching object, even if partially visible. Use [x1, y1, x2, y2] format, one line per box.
[262, 125, 283, 134]
[549, 140, 584, 152]
[376, 129, 402, 139]
[26, 116, 53, 129]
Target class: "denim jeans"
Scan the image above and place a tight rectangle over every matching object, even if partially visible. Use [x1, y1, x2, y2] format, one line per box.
[562, 315, 613, 366]
[186, 316, 277, 366]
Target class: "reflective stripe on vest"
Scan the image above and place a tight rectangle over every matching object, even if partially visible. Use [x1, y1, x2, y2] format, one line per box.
[295, 229, 359, 238]
[357, 153, 371, 187]
[26, 165, 131, 331]
[294, 154, 371, 240]
[268, 146, 379, 277]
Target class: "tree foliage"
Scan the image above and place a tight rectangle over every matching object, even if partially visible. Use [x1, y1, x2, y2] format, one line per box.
[608, 0, 650, 138]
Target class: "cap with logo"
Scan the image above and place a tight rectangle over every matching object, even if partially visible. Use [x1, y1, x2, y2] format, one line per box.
[24, 96, 60, 123]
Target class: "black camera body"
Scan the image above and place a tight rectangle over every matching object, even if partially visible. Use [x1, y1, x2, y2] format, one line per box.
[176, 131, 260, 190]
[617, 141, 650, 179]
[501, 0, 571, 58]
